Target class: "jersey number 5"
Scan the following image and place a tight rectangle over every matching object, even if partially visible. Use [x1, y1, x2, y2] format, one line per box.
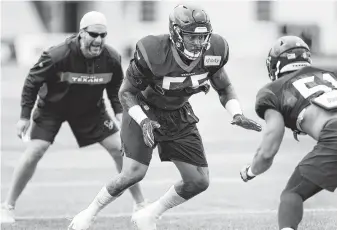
[292, 73, 337, 99]
[162, 72, 208, 90]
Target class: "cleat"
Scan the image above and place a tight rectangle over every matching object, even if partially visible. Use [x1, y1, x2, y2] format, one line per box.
[68, 209, 96, 230]
[1, 203, 15, 224]
[131, 206, 157, 230]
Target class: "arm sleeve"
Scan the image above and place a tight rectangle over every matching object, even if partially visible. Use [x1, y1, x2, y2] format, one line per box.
[255, 87, 279, 120]
[20, 51, 55, 119]
[106, 54, 124, 114]
[125, 45, 154, 90]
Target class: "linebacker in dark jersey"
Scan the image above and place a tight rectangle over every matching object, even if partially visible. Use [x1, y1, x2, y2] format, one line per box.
[240, 36, 337, 230]
[69, 5, 261, 230]
[1, 11, 146, 224]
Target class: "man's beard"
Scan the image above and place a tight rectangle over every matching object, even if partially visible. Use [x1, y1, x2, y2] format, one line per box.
[88, 42, 103, 56]
[80, 40, 103, 58]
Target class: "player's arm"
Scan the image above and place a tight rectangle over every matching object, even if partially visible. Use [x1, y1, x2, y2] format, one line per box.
[118, 47, 160, 148]
[241, 109, 285, 182]
[251, 109, 285, 173]
[209, 67, 241, 116]
[118, 47, 151, 124]
[106, 55, 124, 122]
[210, 67, 262, 132]
[118, 71, 145, 123]
[21, 51, 55, 120]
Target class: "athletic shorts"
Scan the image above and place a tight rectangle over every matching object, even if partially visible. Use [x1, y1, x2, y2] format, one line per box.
[298, 118, 337, 192]
[282, 166, 323, 201]
[30, 107, 119, 147]
[120, 99, 207, 167]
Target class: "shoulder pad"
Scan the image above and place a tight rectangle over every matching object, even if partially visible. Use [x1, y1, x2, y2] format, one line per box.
[207, 33, 229, 62]
[136, 34, 171, 67]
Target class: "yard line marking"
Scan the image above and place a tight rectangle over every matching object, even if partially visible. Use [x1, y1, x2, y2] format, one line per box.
[16, 208, 337, 220]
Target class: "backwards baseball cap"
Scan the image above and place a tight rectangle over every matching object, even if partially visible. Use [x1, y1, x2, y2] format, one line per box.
[79, 11, 107, 30]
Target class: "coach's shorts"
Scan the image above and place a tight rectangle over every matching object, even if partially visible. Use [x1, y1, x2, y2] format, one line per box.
[30, 107, 119, 147]
[298, 118, 337, 192]
[121, 99, 207, 167]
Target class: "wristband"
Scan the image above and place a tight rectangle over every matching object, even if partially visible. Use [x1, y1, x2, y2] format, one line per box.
[225, 99, 243, 117]
[128, 105, 148, 125]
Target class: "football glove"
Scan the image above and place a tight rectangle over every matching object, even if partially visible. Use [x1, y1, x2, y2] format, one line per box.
[231, 114, 262, 132]
[140, 118, 160, 148]
[240, 165, 256, 182]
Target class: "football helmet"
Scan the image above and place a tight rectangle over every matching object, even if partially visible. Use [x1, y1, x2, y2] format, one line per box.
[266, 36, 311, 81]
[169, 5, 212, 60]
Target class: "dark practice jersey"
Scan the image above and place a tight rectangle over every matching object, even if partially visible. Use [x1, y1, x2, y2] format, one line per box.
[21, 34, 123, 119]
[255, 66, 337, 132]
[126, 33, 229, 110]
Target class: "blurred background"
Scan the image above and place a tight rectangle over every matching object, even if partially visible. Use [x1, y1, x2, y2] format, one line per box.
[1, 1, 337, 229]
[2, 0, 337, 148]
[2, 1, 337, 67]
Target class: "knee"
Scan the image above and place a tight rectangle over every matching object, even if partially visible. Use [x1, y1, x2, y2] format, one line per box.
[280, 190, 303, 203]
[24, 141, 50, 162]
[192, 176, 210, 193]
[183, 176, 209, 196]
[121, 163, 147, 185]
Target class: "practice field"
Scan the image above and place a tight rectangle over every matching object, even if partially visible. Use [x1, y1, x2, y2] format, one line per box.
[1, 58, 337, 230]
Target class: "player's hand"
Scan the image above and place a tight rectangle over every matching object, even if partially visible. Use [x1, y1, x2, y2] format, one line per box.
[140, 118, 160, 148]
[231, 114, 262, 132]
[16, 118, 31, 139]
[240, 165, 256, 182]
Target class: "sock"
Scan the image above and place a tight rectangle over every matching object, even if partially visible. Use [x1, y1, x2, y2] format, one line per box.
[86, 186, 117, 216]
[146, 186, 186, 218]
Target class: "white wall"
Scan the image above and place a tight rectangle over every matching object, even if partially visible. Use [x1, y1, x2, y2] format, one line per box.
[1, 1, 46, 38]
[2, 1, 336, 67]
[273, 1, 337, 55]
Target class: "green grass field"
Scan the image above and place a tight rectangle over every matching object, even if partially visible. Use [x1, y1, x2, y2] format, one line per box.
[1, 58, 337, 230]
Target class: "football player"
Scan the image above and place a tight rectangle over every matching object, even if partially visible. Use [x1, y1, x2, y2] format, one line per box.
[69, 5, 261, 230]
[240, 36, 337, 230]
